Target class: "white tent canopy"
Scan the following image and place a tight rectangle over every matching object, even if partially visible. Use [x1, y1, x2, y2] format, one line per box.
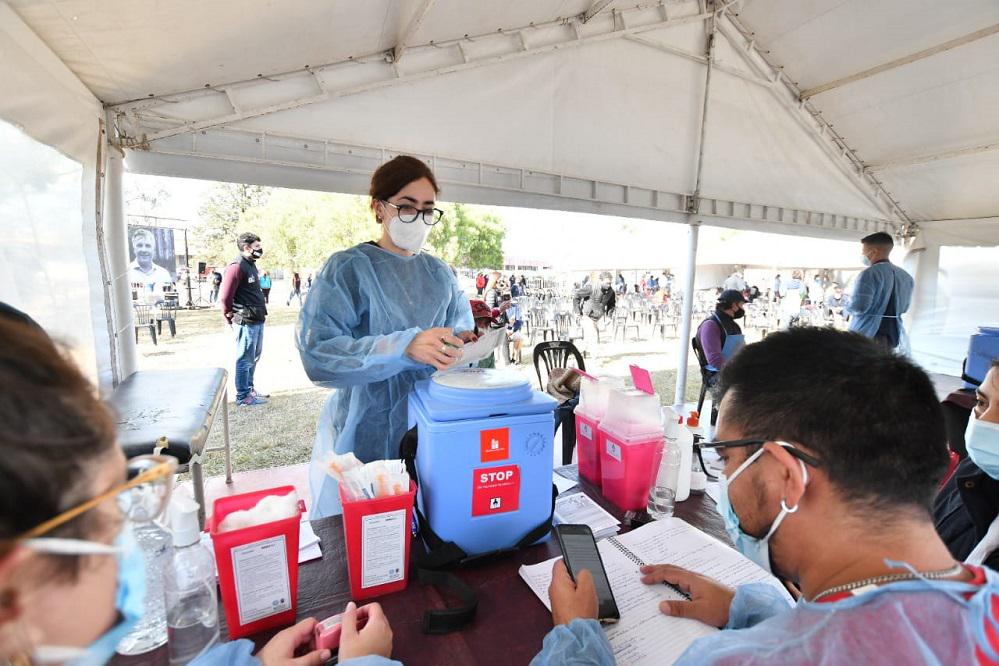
[1, 0, 997, 394]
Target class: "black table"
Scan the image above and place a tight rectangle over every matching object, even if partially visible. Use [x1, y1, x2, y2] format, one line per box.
[115, 467, 727, 665]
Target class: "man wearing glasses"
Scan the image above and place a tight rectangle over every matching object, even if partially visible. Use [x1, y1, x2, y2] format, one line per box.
[539, 328, 997, 664]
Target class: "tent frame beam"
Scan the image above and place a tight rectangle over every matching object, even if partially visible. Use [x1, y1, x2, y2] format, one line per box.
[866, 139, 999, 171]
[800, 23, 999, 100]
[391, 0, 439, 64]
[112, 5, 713, 146]
[623, 35, 770, 87]
[717, 13, 909, 225]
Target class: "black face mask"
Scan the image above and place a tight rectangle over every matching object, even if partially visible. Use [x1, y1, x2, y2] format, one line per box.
[731, 307, 745, 319]
[250, 248, 263, 259]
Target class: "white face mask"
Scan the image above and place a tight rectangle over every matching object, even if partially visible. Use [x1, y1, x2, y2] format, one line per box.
[386, 215, 431, 253]
[966, 418, 999, 479]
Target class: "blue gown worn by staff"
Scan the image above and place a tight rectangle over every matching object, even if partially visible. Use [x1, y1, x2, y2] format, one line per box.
[528, 567, 999, 665]
[846, 260, 913, 342]
[297, 242, 473, 519]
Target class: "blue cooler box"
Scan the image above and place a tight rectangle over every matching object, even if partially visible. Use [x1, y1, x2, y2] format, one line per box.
[966, 327, 999, 388]
[408, 368, 558, 556]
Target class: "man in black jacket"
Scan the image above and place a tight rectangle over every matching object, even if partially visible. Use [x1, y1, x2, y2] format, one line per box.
[934, 359, 999, 569]
[220, 232, 268, 406]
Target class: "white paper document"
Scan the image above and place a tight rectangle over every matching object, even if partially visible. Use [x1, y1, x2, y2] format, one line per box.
[519, 518, 793, 665]
[457, 326, 507, 365]
[231, 535, 292, 625]
[554, 492, 620, 539]
[553, 471, 579, 495]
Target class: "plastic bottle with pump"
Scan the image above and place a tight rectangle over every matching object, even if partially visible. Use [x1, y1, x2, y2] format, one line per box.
[663, 406, 692, 501]
[686, 412, 707, 495]
[164, 495, 219, 664]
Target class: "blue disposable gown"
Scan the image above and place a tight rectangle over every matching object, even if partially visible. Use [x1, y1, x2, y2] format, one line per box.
[297, 242, 473, 519]
[846, 261, 913, 340]
[529, 566, 999, 665]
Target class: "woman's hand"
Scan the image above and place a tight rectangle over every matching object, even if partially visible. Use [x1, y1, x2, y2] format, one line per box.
[406, 327, 464, 370]
[548, 560, 598, 626]
[640, 564, 735, 628]
[256, 618, 330, 666]
[339, 602, 393, 661]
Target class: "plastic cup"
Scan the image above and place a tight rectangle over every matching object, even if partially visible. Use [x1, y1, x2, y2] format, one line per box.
[647, 485, 676, 519]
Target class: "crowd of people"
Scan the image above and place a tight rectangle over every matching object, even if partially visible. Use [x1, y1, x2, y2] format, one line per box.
[2, 154, 997, 664]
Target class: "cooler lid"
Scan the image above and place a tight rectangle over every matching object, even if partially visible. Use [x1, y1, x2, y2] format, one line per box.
[413, 368, 557, 421]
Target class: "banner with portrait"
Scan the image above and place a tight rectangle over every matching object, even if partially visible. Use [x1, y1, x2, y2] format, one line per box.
[126, 225, 177, 286]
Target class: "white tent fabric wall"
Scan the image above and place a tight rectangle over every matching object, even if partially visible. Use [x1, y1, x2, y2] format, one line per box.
[0, 5, 120, 390]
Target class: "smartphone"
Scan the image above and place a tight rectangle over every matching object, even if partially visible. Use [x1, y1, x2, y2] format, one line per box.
[554, 524, 621, 623]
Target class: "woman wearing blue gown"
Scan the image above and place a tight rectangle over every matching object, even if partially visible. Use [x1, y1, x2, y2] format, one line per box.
[297, 156, 475, 518]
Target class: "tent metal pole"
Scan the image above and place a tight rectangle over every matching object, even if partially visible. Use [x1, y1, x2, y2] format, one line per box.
[104, 148, 138, 381]
[674, 221, 700, 410]
[674, 9, 715, 409]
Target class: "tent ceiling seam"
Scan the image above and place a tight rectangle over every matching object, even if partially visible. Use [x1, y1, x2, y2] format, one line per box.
[721, 12, 912, 231]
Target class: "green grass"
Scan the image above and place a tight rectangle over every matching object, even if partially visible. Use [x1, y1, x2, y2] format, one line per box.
[155, 306, 301, 344]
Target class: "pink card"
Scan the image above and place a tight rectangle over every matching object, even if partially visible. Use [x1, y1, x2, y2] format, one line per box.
[629, 364, 655, 394]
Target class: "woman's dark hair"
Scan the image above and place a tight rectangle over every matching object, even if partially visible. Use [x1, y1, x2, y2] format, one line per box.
[369, 155, 439, 207]
[717, 327, 948, 514]
[0, 319, 118, 580]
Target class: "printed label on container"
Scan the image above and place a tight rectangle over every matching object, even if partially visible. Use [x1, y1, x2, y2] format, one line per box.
[231, 535, 291, 626]
[579, 422, 594, 440]
[361, 509, 406, 588]
[472, 465, 520, 516]
[480, 428, 510, 462]
[606, 440, 622, 462]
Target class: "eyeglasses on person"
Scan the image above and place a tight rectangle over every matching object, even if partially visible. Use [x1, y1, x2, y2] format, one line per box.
[381, 200, 445, 226]
[14, 454, 178, 546]
[698, 438, 823, 469]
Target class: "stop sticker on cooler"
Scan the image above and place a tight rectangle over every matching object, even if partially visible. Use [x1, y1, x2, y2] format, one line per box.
[471, 465, 520, 516]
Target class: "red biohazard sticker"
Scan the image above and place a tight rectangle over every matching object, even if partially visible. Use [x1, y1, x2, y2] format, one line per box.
[480, 428, 510, 462]
[472, 465, 520, 516]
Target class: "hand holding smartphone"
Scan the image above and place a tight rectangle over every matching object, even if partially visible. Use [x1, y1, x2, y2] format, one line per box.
[554, 524, 621, 623]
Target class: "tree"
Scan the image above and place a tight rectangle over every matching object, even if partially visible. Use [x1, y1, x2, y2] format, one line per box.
[193, 183, 270, 265]
[241, 189, 379, 271]
[427, 203, 505, 269]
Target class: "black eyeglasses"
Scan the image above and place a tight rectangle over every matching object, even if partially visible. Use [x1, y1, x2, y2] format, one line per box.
[381, 201, 444, 226]
[697, 438, 823, 469]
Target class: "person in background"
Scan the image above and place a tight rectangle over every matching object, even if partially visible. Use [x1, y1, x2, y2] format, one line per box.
[722, 270, 746, 293]
[297, 155, 475, 519]
[469, 299, 503, 369]
[287, 271, 303, 306]
[695, 289, 747, 428]
[615, 273, 626, 295]
[220, 232, 269, 407]
[772, 273, 782, 304]
[259, 270, 272, 304]
[519, 274, 528, 288]
[511, 278, 524, 298]
[935, 360, 999, 569]
[0, 318, 398, 666]
[504, 293, 525, 365]
[779, 269, 805, 328]
[825, 282, 850, 318]
[210, 269, 223, 303]
[475, 272, 486, 296]
[846, 231, 914, 350]
[306, 273, 313, 291]
[535, 328, 997, 665]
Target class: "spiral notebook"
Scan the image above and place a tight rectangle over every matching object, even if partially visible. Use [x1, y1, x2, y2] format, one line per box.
[519, 518, 793, 665]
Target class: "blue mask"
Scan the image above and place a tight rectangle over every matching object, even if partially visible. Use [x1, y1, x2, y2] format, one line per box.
[717, 443, 809, 573]
[28, 527, 147, 665]
[861, 255, 872, 267]
[966, 418, 999, 480]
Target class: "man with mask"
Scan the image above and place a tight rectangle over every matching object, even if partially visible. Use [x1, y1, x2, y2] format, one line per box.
[535, 328, 998, 664]
[696, 289, 746, 375]
[935, 360, 999, 569]
[220, 232, 268, 407]
[846, 231, 913, 349]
